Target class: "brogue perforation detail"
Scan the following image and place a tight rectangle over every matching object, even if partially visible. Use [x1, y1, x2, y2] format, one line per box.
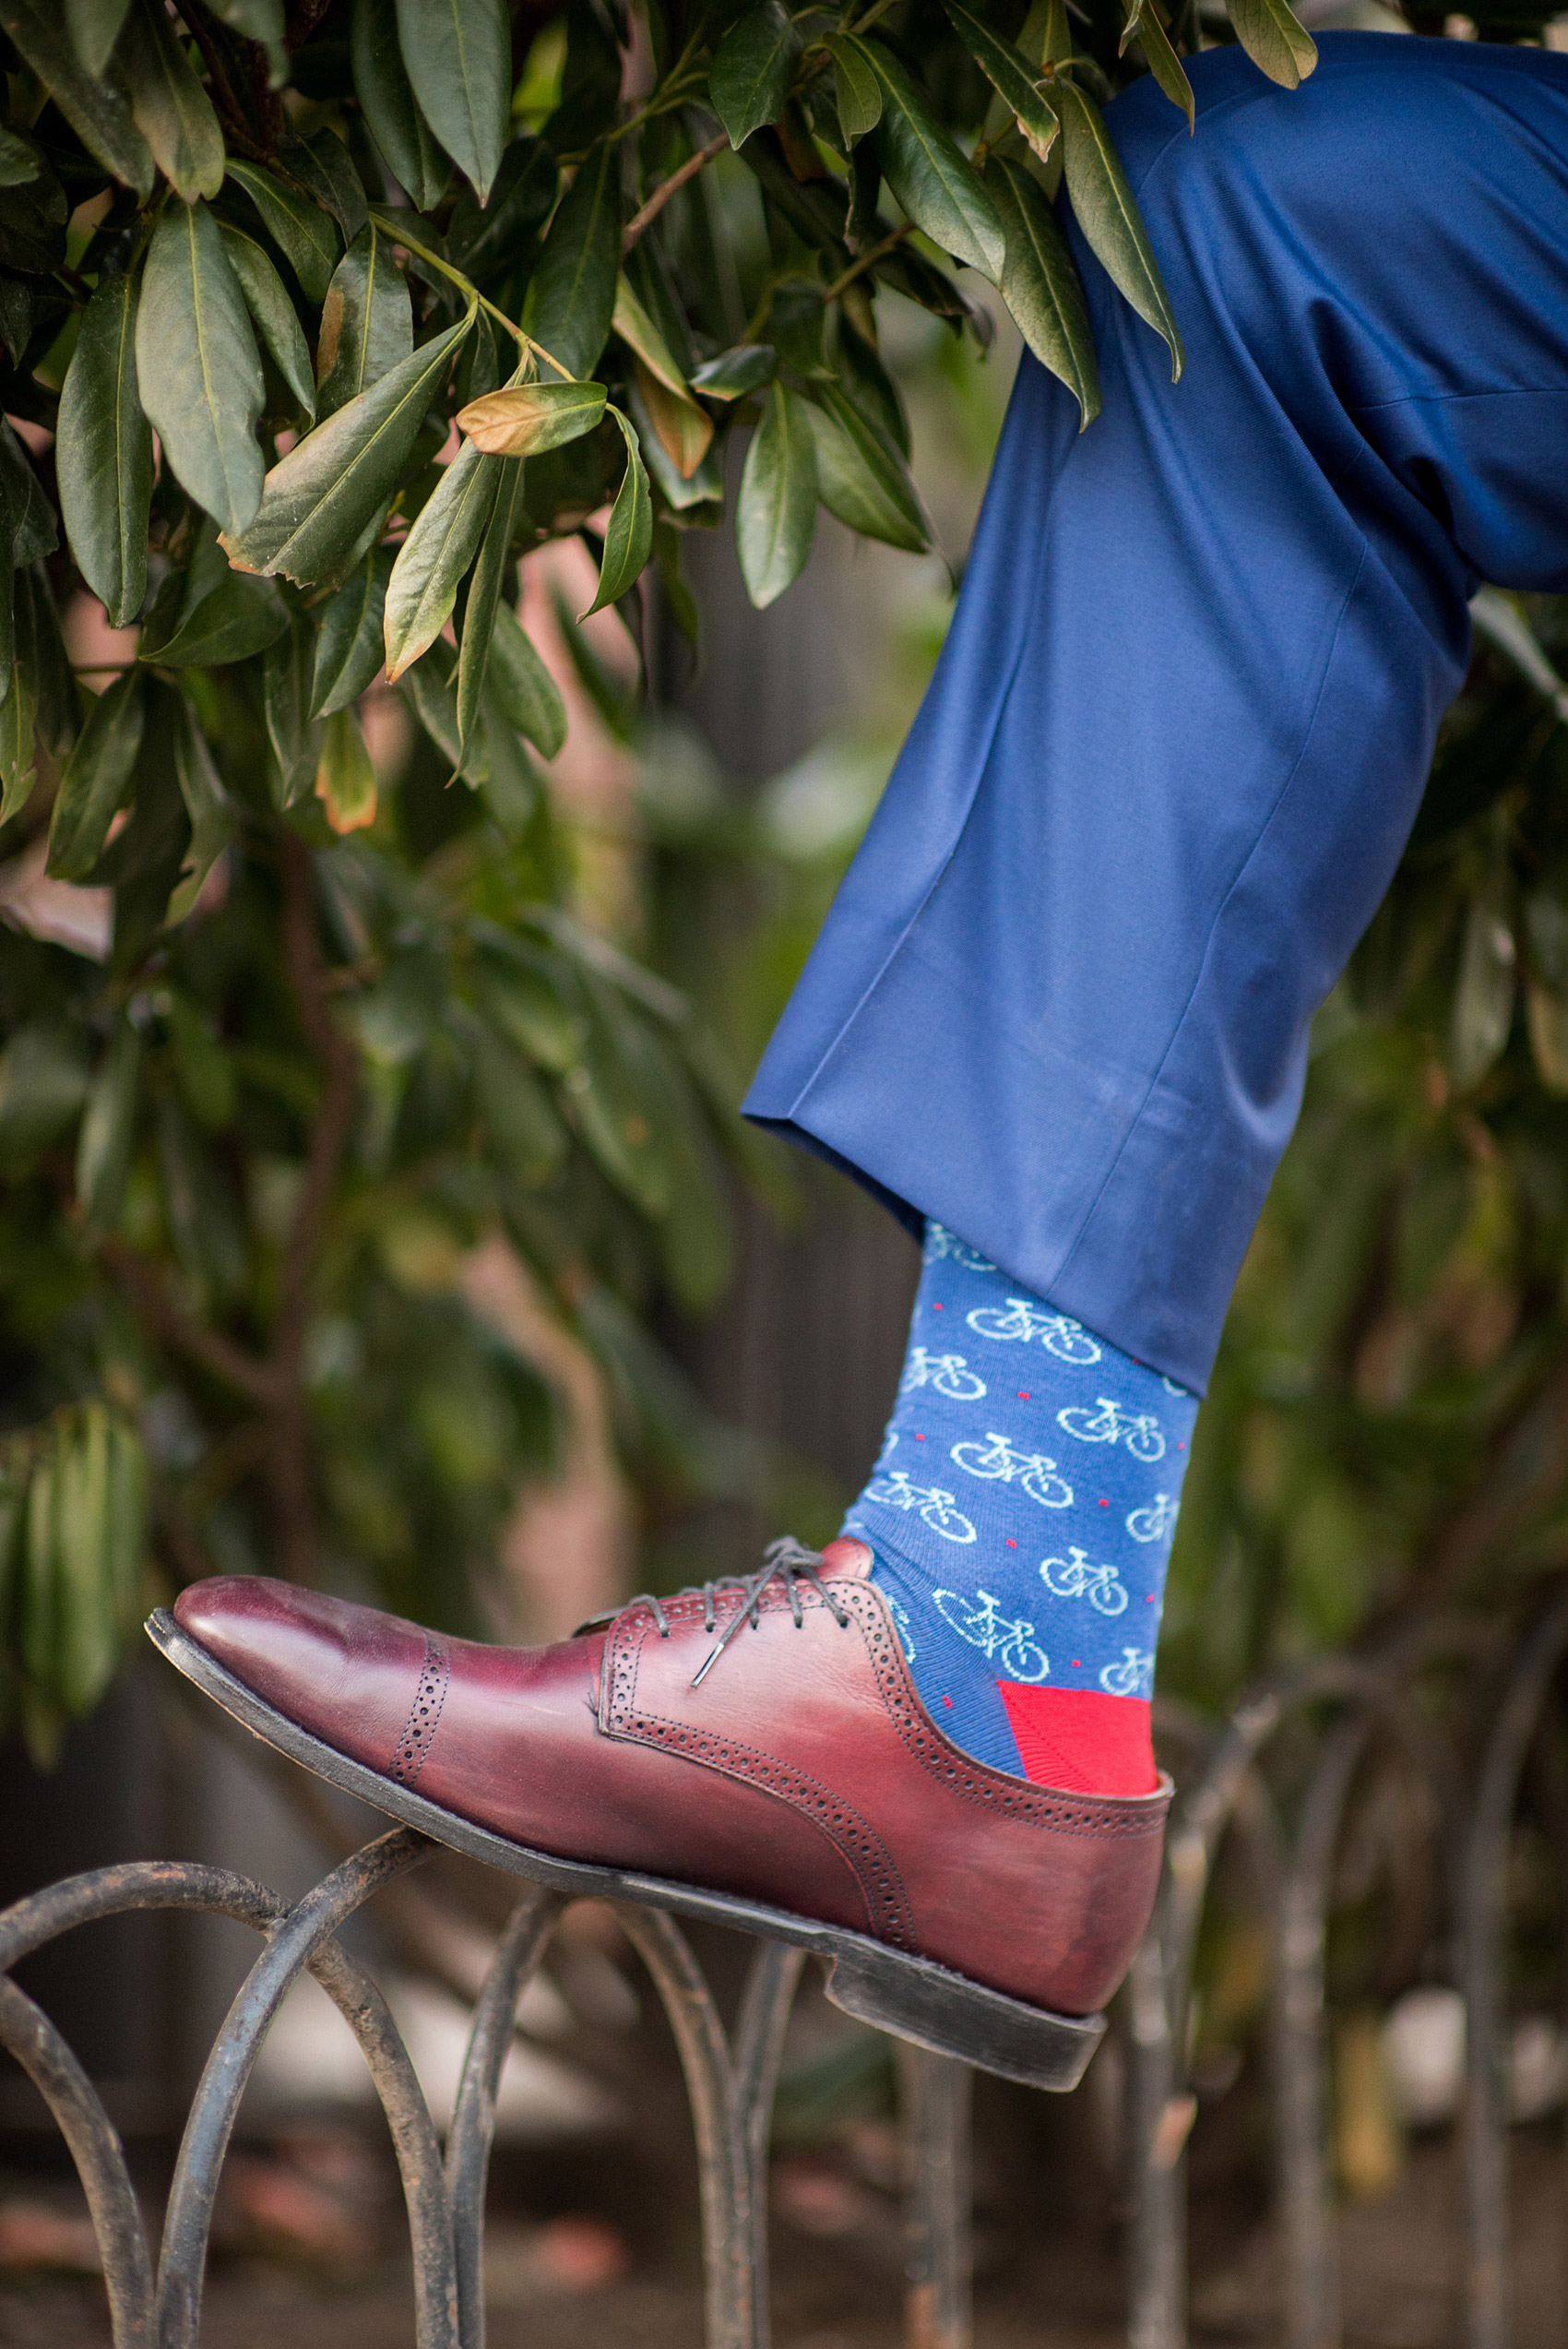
[387, 1635, 449, 1785]
[602, 1603, 913, 1948]
[842, 1585, 1170, 1839]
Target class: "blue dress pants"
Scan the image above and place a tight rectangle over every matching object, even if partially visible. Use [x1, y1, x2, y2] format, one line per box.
[743, 33, 1568, 1396]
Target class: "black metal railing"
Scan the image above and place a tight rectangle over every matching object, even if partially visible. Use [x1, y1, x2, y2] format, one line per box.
[4, 1585, 1566, 2349]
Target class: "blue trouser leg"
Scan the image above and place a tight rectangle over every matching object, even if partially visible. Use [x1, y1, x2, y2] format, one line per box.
[744, 33, 1568, 1396]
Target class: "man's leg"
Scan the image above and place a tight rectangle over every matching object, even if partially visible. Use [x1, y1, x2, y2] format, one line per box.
[752, 32, 1568, 1787]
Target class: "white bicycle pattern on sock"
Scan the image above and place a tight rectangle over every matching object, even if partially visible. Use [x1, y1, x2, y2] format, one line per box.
[863, 1470, 977, 1542]
[964, 1298, 1103, 1361]
[1056, 1398, 1166, 1461]
[1099, 1647, 1155, 1699]
[949, 1432, 1073, 1509]
[901, 1348, 987, 1401]
[922, 1224, 997, 1273]
[1038, 1544, 1129, 1617]
[932, 1588, 1050, 1682]
[1126, 1493, 1179, 1544]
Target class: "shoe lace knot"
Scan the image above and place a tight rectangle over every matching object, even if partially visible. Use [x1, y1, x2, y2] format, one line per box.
[622, 1536, 852, 1688]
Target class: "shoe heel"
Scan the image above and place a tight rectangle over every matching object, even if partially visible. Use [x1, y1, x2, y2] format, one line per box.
[821, 1944, 1104, 2092]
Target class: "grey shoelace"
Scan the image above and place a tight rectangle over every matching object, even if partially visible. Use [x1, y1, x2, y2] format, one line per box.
[621, 1536, 853, 1688]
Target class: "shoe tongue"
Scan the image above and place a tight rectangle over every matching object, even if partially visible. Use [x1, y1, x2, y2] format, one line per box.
[819, 1535, 873, 1580]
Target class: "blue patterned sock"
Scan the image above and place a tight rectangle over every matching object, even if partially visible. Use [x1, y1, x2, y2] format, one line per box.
[841, 1223, 1198, 1792]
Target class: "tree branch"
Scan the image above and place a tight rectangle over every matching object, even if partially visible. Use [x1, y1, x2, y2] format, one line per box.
[101, 1241, 278, 1406]
[622, 132, 730, 254]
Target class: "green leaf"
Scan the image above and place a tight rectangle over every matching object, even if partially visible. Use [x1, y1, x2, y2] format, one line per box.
[315, 705, 377, 832]
[395, 0, 511, 203]
[806, 384, 929, 553]
[457, 376, 608, 457]
[737, 380, 816, 610]
[470, 1023, 566, 1186]
[711, 0, 802, 149]
[384, 437, 498, 680]
[0, 125, 40, 186]
[401, 646, 487, 781]
[311, 547, 392, 717]
[986, 153, 1099, 426]
[0, 1025, 88, 1173]
[825, 34, 881, 145]
[351, 0, 449, 211]
[1121, 0, 1194, 130]
[487, 601, 566, 758]
[456, 451, 524, 753]
[585, 409, 651, 617]
[140, 553, 288, 666]
[525, 143, 622, 381]
[1224, 0, 1316, 89]
[1054, 79, 1182, 379]
[28, 566, 78, 757]
[65, 0, 130, 75]
[264, 607, 323, 805]
[226, 159, 340, 305]
[0, 423, 56, 566]
[315, 218, 414, 419]
[277, 129, 368, 245]
[446, 136, 556, 282]
[48, 672, 144, 881]
[221, 310, 473, 586]
[120, 0, 225, 202]
[220, 226, 315, 419]
[167, 694, 233, 922]
[0, 582, 37, 824]
[137, 200, 266, 536]
[689, 343, 776, 400]
[205, 0, 284, 50]
[56, 271, 151, 628]
[854, 35, 1004, 281]
[76, 1018, 140, 1240]
[939, 0, 1058, 162]
[0, 0, 153, 198]
[613, 277, 713, 480]
[1450, 881, 1515, 1088]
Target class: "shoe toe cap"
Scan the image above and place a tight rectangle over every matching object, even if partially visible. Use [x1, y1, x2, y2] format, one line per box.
[172, 1575, 427, 1760]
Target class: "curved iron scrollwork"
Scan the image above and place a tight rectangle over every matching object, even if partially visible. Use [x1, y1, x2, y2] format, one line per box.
[0, 1828, 973, 2349]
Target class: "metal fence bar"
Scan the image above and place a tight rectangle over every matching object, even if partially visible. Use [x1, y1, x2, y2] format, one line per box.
[897, 2043, 972, 2349]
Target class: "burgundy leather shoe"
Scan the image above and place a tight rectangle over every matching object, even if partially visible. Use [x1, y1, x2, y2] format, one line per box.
[148, 1539, 1170, 2089]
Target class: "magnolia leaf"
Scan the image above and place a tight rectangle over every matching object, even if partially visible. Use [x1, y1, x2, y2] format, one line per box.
[137, 201, 265, 536]
[48, 672, 144, 882]
[1123, 0, 1194, 129]
[824, 34, 881, 145]
[711, 0, 802, 149]
[584, 410, 652, 617]
[263, 608, 323, 805]
[613, 278, 713, 478]
[316, 219, 413, 418]
[226, 159, 339, 305]
[0, 0, 153, 197]
[0, 425, 55, 566]
[525, 143, 622, 382]
[351, 0, 448, 211]
[220, 225, 315, 419]
[277, 129, 367, 245]
[28, 566, 78, 757]
[488, 602, 566, 758]
[0, 125, 38, 186]
[57, 271, 151, 628]
[395, 0, 510, 203]
[167, 695, 234, 923]
[120, 0, 225, 202]
[77, 1019, 140, 1239]
[384, 438, 498, 680]
[0, 578, 37, 822]
[940, 0, 1058, 161]
[1450, 884, 1516, 1088]
[737, 380, 816, 610]
[311, 548, 392, 717]
[315, 706, 377, 832]
[140, 560, 288, 666]
[986, 153, 1099, 426]
[64, 0, 130, 74]
[456, 453, 525, 753]
[447, 136, 556, 282]
[806, 386, 929, 554]
[853, 36, 1005, 281]
[689, 343, 776, 399]
[222, 311, 473, 584]
[1225, 0, 1316, 89]
[1054, 79, 1182, 378]
[457, 378, 608, 457]
[402, 648, 486, 782]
